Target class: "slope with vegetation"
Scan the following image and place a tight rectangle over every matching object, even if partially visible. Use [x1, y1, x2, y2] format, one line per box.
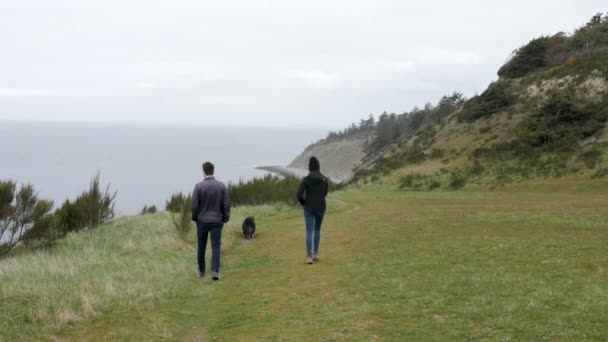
[348, 13, 608, 190]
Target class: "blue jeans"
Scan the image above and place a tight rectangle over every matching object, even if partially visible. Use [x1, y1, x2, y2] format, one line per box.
[196, 222, 223, 273]
[304, 210, 325, 257]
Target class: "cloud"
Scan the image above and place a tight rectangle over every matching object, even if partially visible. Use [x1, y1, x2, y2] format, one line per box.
[284, 70, 339, 89]
[0, 88, 56, 97]
[0, 0, 604, 127]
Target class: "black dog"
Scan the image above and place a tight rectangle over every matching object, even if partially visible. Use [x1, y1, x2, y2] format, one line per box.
[242, 217, 256, 239]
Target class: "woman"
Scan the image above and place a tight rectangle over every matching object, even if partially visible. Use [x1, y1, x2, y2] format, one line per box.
[296, 156, 329, 264]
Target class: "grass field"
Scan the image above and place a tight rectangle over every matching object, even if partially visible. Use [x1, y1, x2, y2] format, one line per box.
[1, 179, 607, 341]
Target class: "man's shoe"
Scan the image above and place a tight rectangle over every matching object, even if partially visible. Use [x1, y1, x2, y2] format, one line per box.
[313, 254, 319, 262]
[211, 272, 220, 281]
[306, 257, 313, 264]
[198, 271, 205, 278]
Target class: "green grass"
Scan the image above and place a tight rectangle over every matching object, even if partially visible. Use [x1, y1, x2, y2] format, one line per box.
[1, 180, 608, 340]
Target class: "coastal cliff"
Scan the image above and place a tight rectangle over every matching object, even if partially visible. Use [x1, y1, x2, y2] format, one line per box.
[258, 133, 371, 182]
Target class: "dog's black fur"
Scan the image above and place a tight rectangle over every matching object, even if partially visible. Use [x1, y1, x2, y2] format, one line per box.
[242, 217, 256, 239]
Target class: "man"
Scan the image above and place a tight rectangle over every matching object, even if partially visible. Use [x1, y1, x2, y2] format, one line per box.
[191, 162, 230, 281]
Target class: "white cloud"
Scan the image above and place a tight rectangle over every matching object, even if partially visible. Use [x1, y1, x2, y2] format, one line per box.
[284, 70, 339, 88]
[0, 0, 604, 127]
[0, 88, 56, 97]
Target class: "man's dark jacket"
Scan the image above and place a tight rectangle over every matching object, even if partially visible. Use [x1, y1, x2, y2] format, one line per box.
[191, 177, 231, 223]
[296, 171, 329, 214]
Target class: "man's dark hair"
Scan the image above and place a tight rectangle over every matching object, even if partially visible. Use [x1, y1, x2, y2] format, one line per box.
[202, 162, 215, 176]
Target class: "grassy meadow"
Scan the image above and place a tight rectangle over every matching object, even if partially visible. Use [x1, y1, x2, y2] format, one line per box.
[1, 179, 607, 340]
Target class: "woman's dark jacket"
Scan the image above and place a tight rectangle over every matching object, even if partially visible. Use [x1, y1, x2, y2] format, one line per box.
[296, 171, 329, 213]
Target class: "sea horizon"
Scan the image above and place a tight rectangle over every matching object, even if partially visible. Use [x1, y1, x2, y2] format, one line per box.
[0, 120, 325, 215]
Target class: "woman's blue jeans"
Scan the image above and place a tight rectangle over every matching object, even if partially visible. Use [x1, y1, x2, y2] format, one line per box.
[304, 209, 325, 257]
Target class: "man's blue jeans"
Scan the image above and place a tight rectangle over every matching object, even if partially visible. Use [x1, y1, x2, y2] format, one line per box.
[196, 222, 223, 273]
[304, 210, 325, 257]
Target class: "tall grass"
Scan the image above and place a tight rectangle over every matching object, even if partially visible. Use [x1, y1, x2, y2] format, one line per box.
[0, 204, 279, 339]
[171, 203, 192, 242]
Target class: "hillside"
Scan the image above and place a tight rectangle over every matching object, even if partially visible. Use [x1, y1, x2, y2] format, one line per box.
[286, 132, 372, 182]
[344, 14, 608, 189]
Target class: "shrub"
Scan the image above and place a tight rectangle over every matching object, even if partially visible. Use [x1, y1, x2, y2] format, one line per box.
[467, 160, 486, 176]
[519, 89, 607, 150]
[228, 175, 302, 206]
[20, 214, 62, 249]
[498, 37, 550, 78]
[592, 168, 608, 179]
[0, 181, 54, 256]
[579, 148, 603, 169]
[426, 180, 441, 190]
[429, 148, 445, 159]
[166, 193, 192, 213]
[402, 144, 426, 164]
[448, 172, 468, 190]
[141, 205, 158, 215]
[398, 173, 425, 190]
[457, 81, 514, 122]
[171, 202, 192, 242]
[568, 13, 608, 51]
[54, 174, 116, 233]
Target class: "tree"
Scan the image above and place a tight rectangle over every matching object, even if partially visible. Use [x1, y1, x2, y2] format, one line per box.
[0, 181, 53, 257]
[365, 114, 375, 127]
[569, 12, 608, 51]
[497, 36, 550, 78]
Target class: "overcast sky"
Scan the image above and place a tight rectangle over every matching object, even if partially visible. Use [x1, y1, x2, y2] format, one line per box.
[0, 1, 604, 128]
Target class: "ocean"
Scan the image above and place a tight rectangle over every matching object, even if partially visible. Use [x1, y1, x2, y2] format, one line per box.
[0, 121, 325, 215]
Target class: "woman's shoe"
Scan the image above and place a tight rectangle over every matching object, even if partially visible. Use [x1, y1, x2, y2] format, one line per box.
[306, 257, 313, 264]
[313, 254, 319, 262]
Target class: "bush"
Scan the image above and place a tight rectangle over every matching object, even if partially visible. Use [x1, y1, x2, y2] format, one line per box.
[457, 81, 514, 122]
[568, 13, 608, 51]
[498, 37, 550, 78]
[166, 193, 192, 213]
[579, 148, 604, 169]
[592, 168, 608, 179]
[141, 205, 158, 215]
[427, 180, 441, 190]
[519, 89, 607, 150]
[228, 174, 302, 206]
[171, 202, 192, 242]
[448, 172, 468, 190]
[0, 181, 54, 256]
[398, 173, 424, 190]
[20, 214, 62, 249]
[54, 174, 116, 233]
[429, 148, 445, 159]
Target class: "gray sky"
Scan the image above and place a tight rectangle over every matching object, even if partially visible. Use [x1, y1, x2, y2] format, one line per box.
[0, 1, 604, 128]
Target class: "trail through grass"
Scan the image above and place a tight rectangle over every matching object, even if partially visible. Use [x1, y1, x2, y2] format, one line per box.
[2, 180, 608, 340]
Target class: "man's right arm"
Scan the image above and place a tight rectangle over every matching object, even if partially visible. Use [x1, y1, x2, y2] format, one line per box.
[191, 184, 199, 222]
